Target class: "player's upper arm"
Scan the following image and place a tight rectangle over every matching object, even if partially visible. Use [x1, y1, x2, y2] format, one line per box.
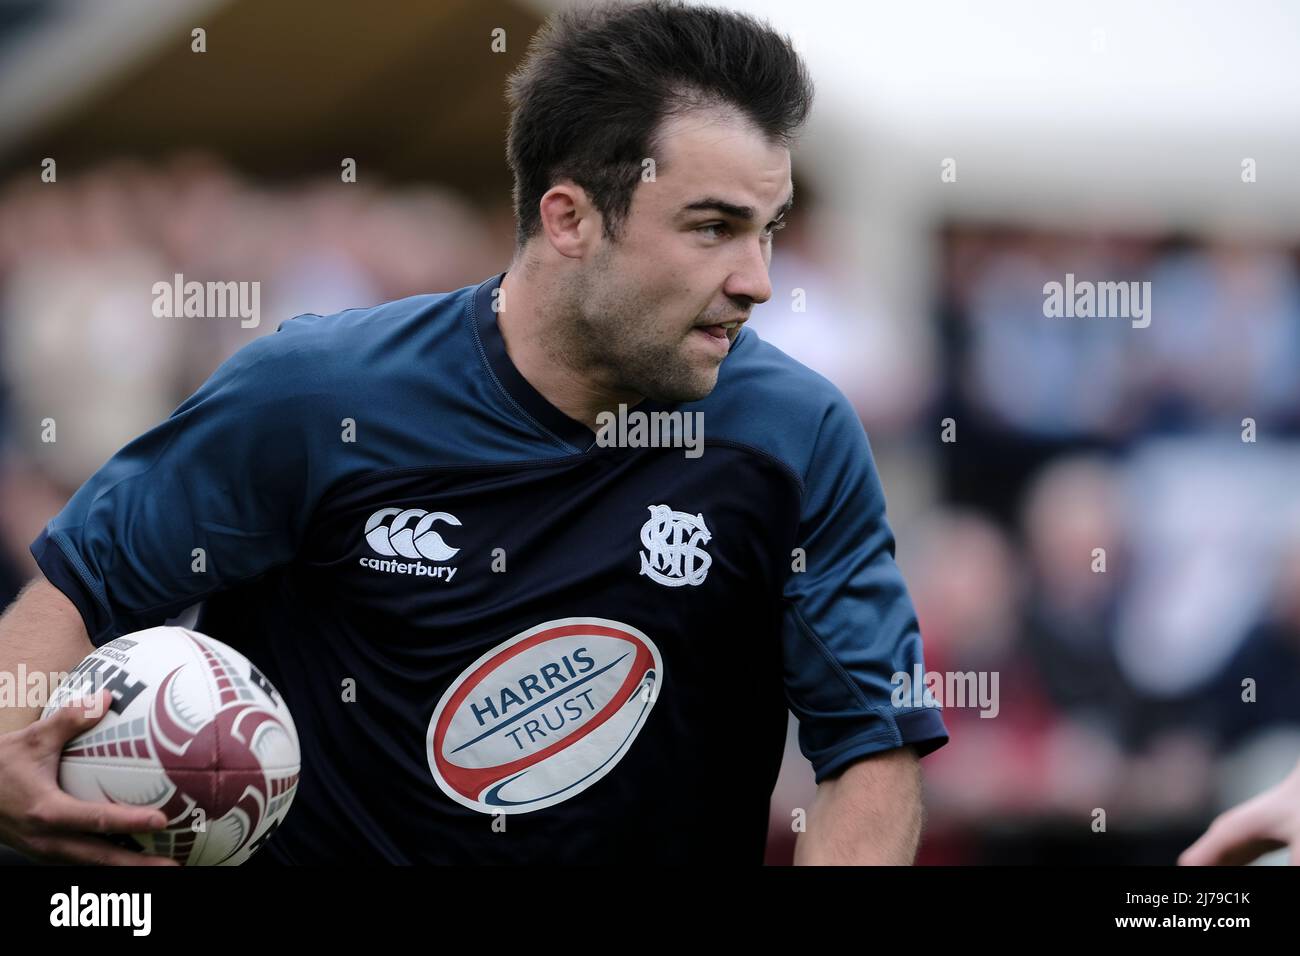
[29, 327, 336, 645]
[781, 392, 949, 783]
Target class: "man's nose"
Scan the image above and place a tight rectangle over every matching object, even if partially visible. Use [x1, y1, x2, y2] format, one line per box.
[726, 241, 773, 307]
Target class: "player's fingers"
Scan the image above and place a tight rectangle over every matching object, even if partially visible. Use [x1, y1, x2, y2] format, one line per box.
[36, 689, 113, 747]
[24, 834, 178, 867]
[34, 793, 168, 835]
[1179, 797, 1286, 866]
[1180, 832, 1286, 867]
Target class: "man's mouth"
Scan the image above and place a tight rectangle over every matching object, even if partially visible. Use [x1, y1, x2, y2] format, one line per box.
[691, 318, 743, 356]
[695, 319, 744, 340]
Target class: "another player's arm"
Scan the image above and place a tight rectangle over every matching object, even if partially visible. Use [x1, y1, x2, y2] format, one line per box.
[0, 576, 175, 864]
[794, 745, 923, 865]
[1180, 757, 1300, 865]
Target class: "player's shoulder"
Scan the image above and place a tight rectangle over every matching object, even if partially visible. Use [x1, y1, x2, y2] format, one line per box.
[694, 326, 867, 489]
[221, 285, 477, 393]
[715, 325, 846, 408]
[269, 287, 474, 367]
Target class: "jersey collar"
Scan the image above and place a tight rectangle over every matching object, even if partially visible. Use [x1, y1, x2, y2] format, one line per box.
[471, 271, 699, 452]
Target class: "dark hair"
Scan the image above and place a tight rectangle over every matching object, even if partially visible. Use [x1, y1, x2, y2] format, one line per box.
[505, 0, 814, 251]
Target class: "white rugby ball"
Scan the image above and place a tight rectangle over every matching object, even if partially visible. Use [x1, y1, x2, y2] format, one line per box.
[41, 626, 300, 865]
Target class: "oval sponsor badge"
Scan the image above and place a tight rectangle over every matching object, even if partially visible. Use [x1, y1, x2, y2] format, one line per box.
[427, 617, 662, 814]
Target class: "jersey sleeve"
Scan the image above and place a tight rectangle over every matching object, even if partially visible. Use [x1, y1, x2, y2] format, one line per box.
[781, 393, 949, 783]
[29, 325, 331, 645]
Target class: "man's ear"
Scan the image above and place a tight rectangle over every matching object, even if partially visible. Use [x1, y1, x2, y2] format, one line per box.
[538, 179, 599, 259]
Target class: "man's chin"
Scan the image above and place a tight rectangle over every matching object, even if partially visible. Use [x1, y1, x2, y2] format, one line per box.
[642, 366, 721, 404]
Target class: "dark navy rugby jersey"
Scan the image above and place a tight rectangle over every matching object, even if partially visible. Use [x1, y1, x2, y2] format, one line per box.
[31, 271, 948, 864]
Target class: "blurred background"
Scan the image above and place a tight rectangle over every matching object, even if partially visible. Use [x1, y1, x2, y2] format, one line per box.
[1, 0, 1298, 864]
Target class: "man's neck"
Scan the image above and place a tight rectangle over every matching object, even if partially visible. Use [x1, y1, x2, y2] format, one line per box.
[496, 268, 644, 434]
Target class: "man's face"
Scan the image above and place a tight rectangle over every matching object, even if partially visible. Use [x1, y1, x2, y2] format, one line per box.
[565, 109, 793, 403]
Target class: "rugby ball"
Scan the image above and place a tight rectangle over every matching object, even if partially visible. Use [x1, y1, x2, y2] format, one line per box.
[41, 626, 300, 865]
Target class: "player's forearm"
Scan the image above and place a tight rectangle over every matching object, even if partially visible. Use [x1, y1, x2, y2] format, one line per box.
[0, 577, 93, 735]
[794, 746, 923, 865]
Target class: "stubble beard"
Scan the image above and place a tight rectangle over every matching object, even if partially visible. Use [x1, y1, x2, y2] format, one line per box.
[557, 257, 721, 405]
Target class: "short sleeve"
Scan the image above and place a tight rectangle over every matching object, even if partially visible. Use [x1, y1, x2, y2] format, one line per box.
[30, 328, 329, 644]
[781, 395, 949, 783]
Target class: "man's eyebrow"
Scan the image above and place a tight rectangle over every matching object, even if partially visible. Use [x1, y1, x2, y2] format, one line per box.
[680, 191, 795, 223]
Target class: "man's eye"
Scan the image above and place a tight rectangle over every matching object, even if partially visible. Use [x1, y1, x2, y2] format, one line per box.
[696, 221, 785, 240]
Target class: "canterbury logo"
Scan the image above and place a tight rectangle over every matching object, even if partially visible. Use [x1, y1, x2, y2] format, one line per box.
[365, 508, 461, 562]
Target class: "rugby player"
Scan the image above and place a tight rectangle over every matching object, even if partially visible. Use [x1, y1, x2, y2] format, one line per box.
[0, 0, 947, 865]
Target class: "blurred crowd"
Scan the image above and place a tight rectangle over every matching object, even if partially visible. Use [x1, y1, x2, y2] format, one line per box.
[2, 158, 1298, 864]
[0, 155, 509, 601]
[761, 224, 1300, 863]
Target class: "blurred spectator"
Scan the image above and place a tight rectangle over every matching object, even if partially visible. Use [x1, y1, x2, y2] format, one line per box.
[1018, 456, 1135, 743]
[1203, 527, 1300, 750]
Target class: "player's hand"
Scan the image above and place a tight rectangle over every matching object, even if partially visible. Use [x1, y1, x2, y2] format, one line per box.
[0, 689, 178, 865]
[1179, 758, 1300, 866]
